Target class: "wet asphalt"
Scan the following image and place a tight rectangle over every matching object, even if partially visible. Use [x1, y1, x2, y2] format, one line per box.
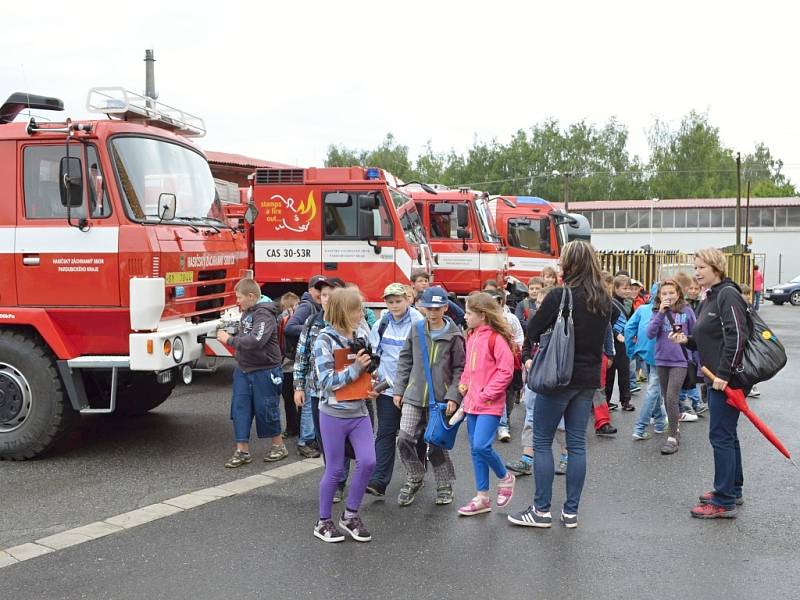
[2, 303, 799, 599]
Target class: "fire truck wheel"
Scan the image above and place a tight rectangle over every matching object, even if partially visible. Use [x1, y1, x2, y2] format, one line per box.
[0, 331, 78, 460]
[84, 371, 176, 417]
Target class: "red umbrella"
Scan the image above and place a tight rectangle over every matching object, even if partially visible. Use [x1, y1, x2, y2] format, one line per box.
[701, 366, 797, 467]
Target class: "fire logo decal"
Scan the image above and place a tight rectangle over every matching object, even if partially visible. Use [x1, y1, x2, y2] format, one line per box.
[273, 191, 317, 233]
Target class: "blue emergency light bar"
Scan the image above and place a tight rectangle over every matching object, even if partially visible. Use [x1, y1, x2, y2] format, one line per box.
[366, 168, 380, 180]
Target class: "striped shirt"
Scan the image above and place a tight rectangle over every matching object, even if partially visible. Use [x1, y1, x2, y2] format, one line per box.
[313, 323, 372, 418]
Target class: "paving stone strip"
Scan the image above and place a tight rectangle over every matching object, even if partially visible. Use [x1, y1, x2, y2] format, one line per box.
[0, 458, 323, 570]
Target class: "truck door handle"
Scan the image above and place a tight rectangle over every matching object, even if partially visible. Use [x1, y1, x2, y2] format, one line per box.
[22, 254, 40, 266]
[324, 262, 338, 270]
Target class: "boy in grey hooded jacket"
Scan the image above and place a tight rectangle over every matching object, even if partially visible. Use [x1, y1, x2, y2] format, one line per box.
[393, 287, 465, 507]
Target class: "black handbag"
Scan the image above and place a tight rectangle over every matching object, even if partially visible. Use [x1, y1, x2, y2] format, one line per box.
[665, 310, 697, 390]
[719, 288, 787, 387]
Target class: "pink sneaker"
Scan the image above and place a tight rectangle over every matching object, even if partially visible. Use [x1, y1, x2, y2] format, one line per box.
[457, 496, 491, 516]
[496, 472, 515, 508]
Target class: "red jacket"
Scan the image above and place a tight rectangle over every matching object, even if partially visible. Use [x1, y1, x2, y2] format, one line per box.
[460, 325, 514, 416]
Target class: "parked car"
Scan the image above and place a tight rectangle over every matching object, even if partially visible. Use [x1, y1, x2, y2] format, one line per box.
[764, 275, 800, 306]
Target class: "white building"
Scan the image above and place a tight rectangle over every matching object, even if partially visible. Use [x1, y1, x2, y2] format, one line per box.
[557, 197, 800, 287]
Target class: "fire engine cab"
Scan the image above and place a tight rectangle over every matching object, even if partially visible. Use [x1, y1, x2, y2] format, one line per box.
[249, 166, 433, 305]
[0, 88, 249, 459]
[489, 195, 591, 282]
[409, 186, 506, 296]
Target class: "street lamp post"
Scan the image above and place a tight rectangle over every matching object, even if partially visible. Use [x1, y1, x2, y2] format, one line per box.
[552, 170, 572, 213]
[649, 197, 660, 248]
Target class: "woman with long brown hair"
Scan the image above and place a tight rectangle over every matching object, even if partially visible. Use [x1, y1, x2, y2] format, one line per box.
[456, 292, 517, 516]
[508, 241, 611, 529]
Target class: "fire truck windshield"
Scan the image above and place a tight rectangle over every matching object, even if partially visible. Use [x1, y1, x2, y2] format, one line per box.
[110, 136, 225, 225]
[475, 196, 500, 243]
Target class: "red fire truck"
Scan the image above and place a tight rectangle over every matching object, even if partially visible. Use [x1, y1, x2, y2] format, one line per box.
[409, 186, 506, 296]
[489, 195, 591, 282]
[248, 166, 433, 305]
[0, 88, 249, 459]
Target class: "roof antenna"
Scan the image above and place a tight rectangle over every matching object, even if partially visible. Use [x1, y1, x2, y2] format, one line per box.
[144, 49, 158, 110]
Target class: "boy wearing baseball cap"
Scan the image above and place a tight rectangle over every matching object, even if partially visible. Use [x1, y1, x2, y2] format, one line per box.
[393, 286, 465, 506]
[364, 283, 424, 496]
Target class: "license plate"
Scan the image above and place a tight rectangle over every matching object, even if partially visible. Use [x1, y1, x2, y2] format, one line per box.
[166, 271, 194, 284]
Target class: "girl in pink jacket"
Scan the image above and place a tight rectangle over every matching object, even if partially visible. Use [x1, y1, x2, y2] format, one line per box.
[457, 292, 516, 516]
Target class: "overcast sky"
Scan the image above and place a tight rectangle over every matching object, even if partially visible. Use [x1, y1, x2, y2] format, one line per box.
[3, 0, 798, 186]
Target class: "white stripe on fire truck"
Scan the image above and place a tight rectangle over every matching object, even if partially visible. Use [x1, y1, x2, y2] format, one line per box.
[204, 338, 234, 357]
[3, 227, 120, 254]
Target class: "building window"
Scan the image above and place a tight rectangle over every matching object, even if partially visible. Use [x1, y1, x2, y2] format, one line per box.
[775, 207, 787, 227]
[660, 209, 674, 229]
[760, 207, 774, 228]
[673, 209, 687, 228]
[787, 207, 800, 227]
[686, 209, 699, 228]
[709, 209, 723, 228]
[747, 208, 760, 228]
[613, 210, 626, 229]
[722, 208, 735, 227]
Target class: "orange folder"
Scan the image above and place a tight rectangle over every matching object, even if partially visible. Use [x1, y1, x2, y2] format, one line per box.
[333, 347, 373, 401]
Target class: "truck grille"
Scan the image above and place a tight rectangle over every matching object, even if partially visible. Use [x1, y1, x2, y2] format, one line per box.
[255, 168, 304, 185]
[164, 268, 236, 322]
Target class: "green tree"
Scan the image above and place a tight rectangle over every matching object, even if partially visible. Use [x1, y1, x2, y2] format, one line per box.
[742, 143, 796, 197]
[647, 112, 737, 199]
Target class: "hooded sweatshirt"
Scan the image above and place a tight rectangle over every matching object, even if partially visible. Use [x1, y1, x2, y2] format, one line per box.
[459, 325, 514, 416]
[285, 291, 321, 339]
[624, 285, 658, 366]
[647, 305, 696, 367]
[229, 296, 281, 372]
[394, 316, 465, 408]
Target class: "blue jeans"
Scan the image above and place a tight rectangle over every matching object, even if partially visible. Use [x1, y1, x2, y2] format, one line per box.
[634, 367, 667, 435]
[231, 367, 283, 442]
[532, 387, 593, 514]
[298, 387, 316, 446]
[754, 291, 761, 312]
[707, 388, 744, 508]
[466, 413, 507, 491]
[368, 395, 400, 491]
[679, 386, 702, 411]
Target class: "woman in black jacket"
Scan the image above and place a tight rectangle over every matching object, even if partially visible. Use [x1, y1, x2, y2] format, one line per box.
[509, 241, 611, 530]
[670, 248, 749, 519]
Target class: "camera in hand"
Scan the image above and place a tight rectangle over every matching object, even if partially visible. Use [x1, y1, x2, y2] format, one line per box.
[671, 324, 683, 334]
[350, 337, 380, 373]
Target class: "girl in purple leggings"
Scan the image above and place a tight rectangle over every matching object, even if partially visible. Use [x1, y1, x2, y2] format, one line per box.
[312, 288, 377, 543]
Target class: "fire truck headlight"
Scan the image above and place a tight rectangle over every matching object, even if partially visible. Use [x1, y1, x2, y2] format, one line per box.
[172, 336, 184, 363]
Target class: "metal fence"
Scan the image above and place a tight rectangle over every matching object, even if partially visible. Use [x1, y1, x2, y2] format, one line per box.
[596, 250, 759, 291]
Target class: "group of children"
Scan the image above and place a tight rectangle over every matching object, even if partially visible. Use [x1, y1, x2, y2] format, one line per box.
[218, 261, 760, 542]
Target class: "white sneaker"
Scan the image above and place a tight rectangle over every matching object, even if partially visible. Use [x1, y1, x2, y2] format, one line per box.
[679, 412, 699, 422]
[497, 427, 511, 442]
[747, 386, 761, 398]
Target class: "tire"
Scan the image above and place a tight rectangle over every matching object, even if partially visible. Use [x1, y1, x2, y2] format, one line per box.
[84, 370, 176, 416]
[791, 291, 800, 306]
[0, 330, 78, 460]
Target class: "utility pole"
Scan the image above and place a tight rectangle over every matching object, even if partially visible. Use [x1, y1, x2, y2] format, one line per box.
[144, 49, 157, 109]
[735, 152, 742, 249]
[744, 180, 751, 252]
